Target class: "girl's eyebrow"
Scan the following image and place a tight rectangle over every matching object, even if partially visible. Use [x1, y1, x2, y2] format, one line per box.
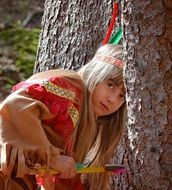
[108, 78, 114, 83]
[109, 78, 121, 85]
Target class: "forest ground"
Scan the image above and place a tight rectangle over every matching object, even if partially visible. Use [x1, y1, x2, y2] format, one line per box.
[0, 0, 44, 101]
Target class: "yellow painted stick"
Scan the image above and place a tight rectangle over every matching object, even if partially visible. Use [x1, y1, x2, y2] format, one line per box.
[29, 164, 126, 176]
[29, 166, 106, 176]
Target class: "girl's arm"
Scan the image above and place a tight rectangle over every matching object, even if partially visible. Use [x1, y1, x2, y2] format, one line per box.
[0, 89, 76, 179]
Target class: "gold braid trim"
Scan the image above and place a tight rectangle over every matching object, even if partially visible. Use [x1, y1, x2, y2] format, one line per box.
[42, 80, 79, 128]
[68, 105, 79, 128]
[43, 80, 76, 102]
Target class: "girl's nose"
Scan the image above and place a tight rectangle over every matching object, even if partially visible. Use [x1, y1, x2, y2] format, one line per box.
[107, 89, 120, 104]
[107, 97, 111, 102]
[107, 94, 117, 104]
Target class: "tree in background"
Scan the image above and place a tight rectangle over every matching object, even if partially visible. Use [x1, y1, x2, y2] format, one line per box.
[112, 1, 172, 189]
[35, 0, 172, 189]
[35, 0, 114, 71]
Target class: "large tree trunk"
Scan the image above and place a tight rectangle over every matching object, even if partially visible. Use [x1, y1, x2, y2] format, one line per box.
[35, 0, 172, 189]
[111, 0, 172, 189]
[34, 0, 114, 72]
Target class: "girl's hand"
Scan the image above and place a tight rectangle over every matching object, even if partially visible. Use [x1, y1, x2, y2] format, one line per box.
[51, 154, 77, 179]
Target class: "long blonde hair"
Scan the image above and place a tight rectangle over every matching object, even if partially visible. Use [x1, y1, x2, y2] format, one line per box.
[78, 44, 126, 190]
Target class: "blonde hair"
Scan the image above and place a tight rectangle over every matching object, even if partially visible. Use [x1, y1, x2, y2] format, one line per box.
[78, 44, 126, 190]
[78, 44, 123, 92]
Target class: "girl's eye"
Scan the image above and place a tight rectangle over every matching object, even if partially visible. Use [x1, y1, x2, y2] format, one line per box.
[107, 82, 114, 88]
[119, 94, 125, 101]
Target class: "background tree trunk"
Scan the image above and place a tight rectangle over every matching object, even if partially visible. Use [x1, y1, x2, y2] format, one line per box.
[35, 0, 172, 189]
[112, 0, 172, 189]
[35, 0, 114, 72]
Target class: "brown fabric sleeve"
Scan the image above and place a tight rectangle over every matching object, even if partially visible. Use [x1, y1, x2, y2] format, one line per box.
[0, 89, 62, 178]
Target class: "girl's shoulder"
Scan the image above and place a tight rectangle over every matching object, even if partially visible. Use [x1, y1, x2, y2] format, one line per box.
[27, 69, 81, 82]
[12, 70, 84, 104]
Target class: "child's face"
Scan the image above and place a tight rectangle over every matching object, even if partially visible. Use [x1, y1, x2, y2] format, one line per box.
[92, 79, 125, 116]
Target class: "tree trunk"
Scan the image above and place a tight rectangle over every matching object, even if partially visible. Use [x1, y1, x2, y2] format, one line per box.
[34, 0, 114, 72]
[35, 0, 172, 189]
[111, 0, 172, 189]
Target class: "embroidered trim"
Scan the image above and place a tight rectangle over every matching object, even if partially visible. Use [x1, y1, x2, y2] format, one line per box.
[93, 55, 123, 68]
[42, 80, 76, 102]
[68, 105, 79, 128]
[42, 80, 79, 128]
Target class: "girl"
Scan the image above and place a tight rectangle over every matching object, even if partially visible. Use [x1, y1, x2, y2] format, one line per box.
[0, 44, 126, 190]
[78, 44, 126, 190]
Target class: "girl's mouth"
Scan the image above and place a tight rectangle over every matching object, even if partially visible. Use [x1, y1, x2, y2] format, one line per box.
[100, 102, 108, 112]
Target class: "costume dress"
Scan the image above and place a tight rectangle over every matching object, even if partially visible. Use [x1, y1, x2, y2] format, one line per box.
[0, 70, 85, 190]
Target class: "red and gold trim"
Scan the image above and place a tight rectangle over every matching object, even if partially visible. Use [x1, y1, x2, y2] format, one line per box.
[92, 55, 123, 68]
[68, 105, 79, 127]
[42, 80, 76, 102]
[42, 79, 79, 128]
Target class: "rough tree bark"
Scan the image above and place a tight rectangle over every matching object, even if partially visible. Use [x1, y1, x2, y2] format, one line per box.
[34, 0, 114, 72]
[112, 0, 172, 190]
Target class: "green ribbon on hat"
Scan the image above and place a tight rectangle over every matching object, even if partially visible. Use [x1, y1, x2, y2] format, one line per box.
[108, 27, 122, 45]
